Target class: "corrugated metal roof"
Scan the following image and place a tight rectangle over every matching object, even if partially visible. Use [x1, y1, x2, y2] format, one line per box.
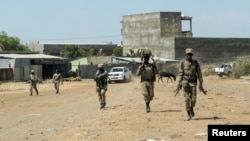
[0, 54, 65, 59]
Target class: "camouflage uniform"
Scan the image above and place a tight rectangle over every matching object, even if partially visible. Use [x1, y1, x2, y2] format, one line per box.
[136, 49, 158, 113]
[53, 70, 63, 94]
[177, 48, 203, 120]
[29, 70, 39, 96]
[94, 64, 108, 109]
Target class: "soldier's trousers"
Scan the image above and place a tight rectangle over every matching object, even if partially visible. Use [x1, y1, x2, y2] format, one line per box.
[183, 84, 197, 111]
[96, 87, 107, 105]
[54, 81, 60, 92]
[141, 81, 154, 103]
[30, 83, 38, 95]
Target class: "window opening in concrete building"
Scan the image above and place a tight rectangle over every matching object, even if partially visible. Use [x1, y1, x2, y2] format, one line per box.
[181, 15, 192, 33]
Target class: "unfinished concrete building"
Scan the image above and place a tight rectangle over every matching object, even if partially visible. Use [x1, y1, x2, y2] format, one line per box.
[121, 12, 192, 59]
[121, 12, 250, 65]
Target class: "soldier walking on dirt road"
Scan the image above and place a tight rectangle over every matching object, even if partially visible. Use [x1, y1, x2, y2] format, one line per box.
[28, 70, 39, 96]
[52, 69, 63, 94]
[136, 49, 158, 113]
[94, 64, 109, 109]
[176, 48, 206, 121]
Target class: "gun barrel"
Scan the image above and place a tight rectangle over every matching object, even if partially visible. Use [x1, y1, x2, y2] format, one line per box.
[202, 89, 207, 95]
[174, 87, 181, 97]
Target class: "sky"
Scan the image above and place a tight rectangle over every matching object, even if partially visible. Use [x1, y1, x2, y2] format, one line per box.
[1, 0, 250, 45]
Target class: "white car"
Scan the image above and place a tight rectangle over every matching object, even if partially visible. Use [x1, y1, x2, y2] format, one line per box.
[108, 67, 132, 83]
[215, 64, 233, 77]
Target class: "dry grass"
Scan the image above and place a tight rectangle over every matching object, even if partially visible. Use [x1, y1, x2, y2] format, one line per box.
[201, 64, 216, 76]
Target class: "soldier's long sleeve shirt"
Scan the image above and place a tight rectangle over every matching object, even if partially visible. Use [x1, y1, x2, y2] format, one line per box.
[177, 59, 203, 85]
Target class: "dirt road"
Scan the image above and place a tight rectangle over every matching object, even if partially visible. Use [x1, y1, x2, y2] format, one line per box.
[0, 75, 249, 141]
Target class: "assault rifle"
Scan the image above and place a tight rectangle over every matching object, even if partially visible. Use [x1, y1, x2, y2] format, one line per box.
[174, 85, 182, 97]
[199, 85, 207, 95]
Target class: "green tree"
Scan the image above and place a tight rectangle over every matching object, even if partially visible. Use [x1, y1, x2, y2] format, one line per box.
[0, 31, 30, 51]
[60, 45, 78, 58]
[87, 48, 94, 57]
[113, 46, 123, 56]
[79, 47, 87, 57]
[16, 44, 30, 51]
[60, 45, 88, 58]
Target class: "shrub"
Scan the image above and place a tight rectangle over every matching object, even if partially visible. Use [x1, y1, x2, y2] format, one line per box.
[232, 56, 250, 78]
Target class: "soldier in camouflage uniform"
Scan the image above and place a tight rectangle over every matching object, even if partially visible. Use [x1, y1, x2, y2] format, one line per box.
[52, 69, 63, 94]
[94, 64, 108, 109]
[176, 48, 204, 121]
[136, 49, 158, 113]
[29, 70, 39, 96]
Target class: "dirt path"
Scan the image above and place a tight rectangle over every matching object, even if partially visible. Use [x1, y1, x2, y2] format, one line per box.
[0, 75, 250, 141]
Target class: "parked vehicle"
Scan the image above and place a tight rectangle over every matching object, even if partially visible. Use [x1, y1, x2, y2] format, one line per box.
[108, 67, 132, 83]
[214, 64, 233, 77]
[61, 70, 77, 78]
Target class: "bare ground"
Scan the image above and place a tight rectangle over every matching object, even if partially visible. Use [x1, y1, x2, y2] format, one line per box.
[0, 75, 250, 141]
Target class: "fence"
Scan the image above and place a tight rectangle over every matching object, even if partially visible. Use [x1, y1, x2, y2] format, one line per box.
[78, 62, 179, 79]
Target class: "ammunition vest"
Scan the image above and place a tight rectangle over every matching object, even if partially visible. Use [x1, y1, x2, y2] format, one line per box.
[141, 64, 155, 81]
[181, 60, 198, 82]
[94, 70, 108, 89]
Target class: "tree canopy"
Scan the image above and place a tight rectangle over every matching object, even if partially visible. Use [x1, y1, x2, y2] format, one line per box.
[0, 31, 30, 51]
[113, 46, 123, 56]
[60, 45, 94, 58]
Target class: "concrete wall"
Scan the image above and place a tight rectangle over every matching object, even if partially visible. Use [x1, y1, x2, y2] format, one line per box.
[88, 56, 113, 65]
[122, 12, 162, 55]
[28, 42, 44, 53]
[121, 12, 192, 59]
[175, 37, 250, 64]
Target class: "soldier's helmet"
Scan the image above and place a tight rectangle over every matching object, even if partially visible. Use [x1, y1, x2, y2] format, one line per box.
[141, 49, 152, 57]
[31, 70, 34, 73]
[185, 48, 194, 54]
[98, 64, 103, 68]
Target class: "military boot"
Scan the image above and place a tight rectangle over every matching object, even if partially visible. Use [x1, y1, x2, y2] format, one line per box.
[100, 104, 104, 110]
[146, 102, 150, 113]
[190, 107, 195, 117]
[186, 111, 192, 121]
[100, 102, 105, 109]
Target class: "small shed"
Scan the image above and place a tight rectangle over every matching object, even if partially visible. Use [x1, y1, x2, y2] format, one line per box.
[0, 53, 68, 81]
